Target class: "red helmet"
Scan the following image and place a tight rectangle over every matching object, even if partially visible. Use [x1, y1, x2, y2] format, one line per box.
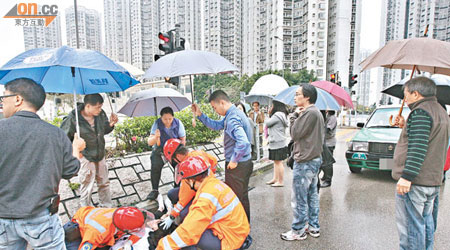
[178, 156, 210, 180]
[164, 138, 182, 161]
[113, 207, 154, 233]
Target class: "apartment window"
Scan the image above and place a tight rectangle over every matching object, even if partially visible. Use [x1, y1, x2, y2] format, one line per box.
[318, 32, 325, 39]
[317, 60, 323, 66]
[317, 50, 324, 58]
[318, 41, 324, 48]
[318, 22, 325, 29]
[312, 23, 315, 27]
[316, 69, 323, 76]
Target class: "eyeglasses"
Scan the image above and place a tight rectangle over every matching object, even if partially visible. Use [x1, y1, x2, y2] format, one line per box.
[0, 94, 16, 103]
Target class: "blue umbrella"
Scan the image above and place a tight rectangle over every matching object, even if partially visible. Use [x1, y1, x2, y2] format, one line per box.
[274, 85, 341, 110]
[0, 46, 140, 135]
[0, 46, 139, 94]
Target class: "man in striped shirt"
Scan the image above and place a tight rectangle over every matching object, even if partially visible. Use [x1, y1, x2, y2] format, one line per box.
[392, 77, 450, 250]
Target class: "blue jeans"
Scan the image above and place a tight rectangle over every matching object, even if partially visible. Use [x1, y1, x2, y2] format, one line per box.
[0, 209, 66, 250]
[396, 185, 440, 250]
[291, 157, 322, 233]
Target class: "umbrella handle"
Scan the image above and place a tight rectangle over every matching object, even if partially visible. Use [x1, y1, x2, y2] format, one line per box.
[389, 98, 405, 126]
[389, 65, 415, 127]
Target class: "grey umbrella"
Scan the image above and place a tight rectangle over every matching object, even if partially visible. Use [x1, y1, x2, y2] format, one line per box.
[118, 88, 191, 117]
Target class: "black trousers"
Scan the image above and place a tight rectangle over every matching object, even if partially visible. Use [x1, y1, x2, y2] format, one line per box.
[225, 159, 253, 222]
[322, 146, 335, 182]
[151, 146, 165, 190]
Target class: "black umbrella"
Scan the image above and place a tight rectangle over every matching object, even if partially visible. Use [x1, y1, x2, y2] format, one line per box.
[382, 74, 450, 105]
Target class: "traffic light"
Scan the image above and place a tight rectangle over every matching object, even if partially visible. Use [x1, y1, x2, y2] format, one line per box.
[154, 32, 175, 61]
[349, 74, 358, 89]
[330, 74, 336, 83]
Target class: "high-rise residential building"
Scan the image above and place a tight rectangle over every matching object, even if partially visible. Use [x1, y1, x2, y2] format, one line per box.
[379, 0, 450, 105]
[23, 16, 62, 51]
[379, 0, 407, 104]
[433, 0, 450, 42]
[242, 0, 260, 75]
[204, 0, 243, 71]
[129, 0, 160, 70]
[243, 0, 336, 80]
[326, 0, 362, 88]
[357, 49, 372, 107]
[66, 6, 102, 51]
[104, 0, 132, 64]
[177, 0, 202, 50]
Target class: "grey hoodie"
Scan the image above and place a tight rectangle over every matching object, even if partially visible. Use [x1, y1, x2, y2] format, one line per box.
[266, 111, 289, 149]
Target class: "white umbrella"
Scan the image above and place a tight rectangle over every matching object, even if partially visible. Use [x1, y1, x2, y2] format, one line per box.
[116, 62, 145, 78]
[249, 74, 289, 96]
[118, 88, 191, 117]
[143, 50, 238, 78]
[144, 50, 239, 126]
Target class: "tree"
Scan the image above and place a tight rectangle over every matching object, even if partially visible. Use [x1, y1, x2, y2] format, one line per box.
[192, 69, 317, 103]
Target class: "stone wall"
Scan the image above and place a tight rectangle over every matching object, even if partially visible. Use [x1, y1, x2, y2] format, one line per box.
[58, 142, 227, 223]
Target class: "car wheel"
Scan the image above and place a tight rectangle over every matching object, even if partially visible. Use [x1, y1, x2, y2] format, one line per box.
[349, 166, 362, 173]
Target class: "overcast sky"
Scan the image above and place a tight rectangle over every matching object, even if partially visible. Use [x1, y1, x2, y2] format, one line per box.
[0, 0, 382, 67]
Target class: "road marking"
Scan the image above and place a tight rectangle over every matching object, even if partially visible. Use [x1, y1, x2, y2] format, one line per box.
[336, 129, 357, 138]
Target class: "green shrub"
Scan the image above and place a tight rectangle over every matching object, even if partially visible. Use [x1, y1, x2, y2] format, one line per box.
[114, 104, 222, 153]
[45, 116, 64, 127]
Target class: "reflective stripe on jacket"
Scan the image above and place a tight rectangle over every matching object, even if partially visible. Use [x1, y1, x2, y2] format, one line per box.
[170, 150, 218, 218]
[73, 206, 139, 249]
[158, 176, 250, 250]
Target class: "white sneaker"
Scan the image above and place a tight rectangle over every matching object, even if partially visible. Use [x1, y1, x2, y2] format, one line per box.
[280, 230, 307, 241]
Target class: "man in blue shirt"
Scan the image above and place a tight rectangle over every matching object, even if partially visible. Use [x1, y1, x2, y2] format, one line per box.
[192, 90, 253, 222]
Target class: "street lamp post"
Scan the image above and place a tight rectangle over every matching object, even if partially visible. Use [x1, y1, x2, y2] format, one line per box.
[274, 36, 284, 78]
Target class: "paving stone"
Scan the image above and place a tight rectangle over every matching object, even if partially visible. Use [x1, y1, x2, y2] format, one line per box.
[160, 167, 175, 185]
[110, 179, 126, 198]
[63, 199, 81, 218]
[140, 172, 151, 181]
[204, 144, 216, 150]
[116, 167, 140, 185]
[121, 157, 140, 166]
[60, 214, 70, 224]
[59, 180, 76, 200]
[124, 185, 136, 195]
[134, 181, 151, 200]
[108, 170, 117, 179]
[134, 164, 145, 173]
[139, 156, 151, 170]
[213, 149, 220, 155]
[113, 160, 123, 168]
[218, 154, 226, 161]
[119, 194, 140, 206]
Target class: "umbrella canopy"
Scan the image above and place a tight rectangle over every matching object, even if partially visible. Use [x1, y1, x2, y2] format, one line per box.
[118, 88, 191, 117]
[274, 85, 340, 110]
[117, 61, 145, 78]
[0, 46, 139, 94]
[244, 94, 273, 106]
[382, 74, 450, 105]
[143, 50, 239, 79]
[248, 74, 289, 96]
[360, 37, 450, 76]
[311, 80, 354, 109]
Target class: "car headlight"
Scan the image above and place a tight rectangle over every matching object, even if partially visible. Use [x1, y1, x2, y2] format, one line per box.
[347, 141, 353, 151]
[352, 141, 369, 152]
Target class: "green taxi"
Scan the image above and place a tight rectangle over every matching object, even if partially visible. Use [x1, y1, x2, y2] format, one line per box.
[346, 106, 411, 173]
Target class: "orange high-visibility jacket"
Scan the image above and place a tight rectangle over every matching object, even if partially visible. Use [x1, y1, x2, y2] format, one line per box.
[157, 176, 250, 250]
[72, 206, 140, 250]
[170, 150, 218, 218]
